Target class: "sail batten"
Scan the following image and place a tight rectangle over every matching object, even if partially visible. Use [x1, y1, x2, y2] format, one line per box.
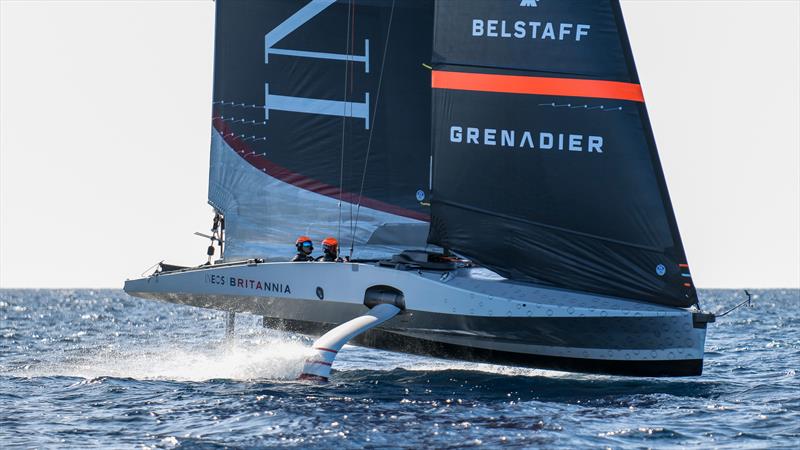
[433, 198, 667, 254]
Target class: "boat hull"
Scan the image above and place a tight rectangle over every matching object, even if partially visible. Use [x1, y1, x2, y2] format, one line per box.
[124, 261, 709, 377]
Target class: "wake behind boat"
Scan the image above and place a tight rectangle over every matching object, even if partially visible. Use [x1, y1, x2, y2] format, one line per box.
[125, 0, 715, 378]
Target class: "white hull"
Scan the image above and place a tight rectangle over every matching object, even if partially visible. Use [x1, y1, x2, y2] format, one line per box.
[124, 260, 711, 376]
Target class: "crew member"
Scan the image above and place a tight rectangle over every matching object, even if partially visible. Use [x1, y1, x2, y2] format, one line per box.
[292, 236, 314, 262]
[316, 237, 343, 262]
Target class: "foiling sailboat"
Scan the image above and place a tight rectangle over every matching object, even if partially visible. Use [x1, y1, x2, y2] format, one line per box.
[124, 0, 716, 380]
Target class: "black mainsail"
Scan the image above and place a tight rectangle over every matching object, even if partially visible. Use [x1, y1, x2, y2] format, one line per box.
[209, 0, 433, 259]
[427, 0, 697, 307]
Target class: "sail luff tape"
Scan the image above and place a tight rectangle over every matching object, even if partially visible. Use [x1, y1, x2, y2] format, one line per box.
[431, 70, 645, 103]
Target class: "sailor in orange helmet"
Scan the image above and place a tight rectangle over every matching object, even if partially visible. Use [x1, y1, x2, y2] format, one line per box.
[291, 236, 314, 262]
[316, 237, 343, 262]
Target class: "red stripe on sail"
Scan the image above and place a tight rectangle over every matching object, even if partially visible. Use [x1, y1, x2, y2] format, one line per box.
[213, 118, 430, 222]
[431, 71, 645, 103]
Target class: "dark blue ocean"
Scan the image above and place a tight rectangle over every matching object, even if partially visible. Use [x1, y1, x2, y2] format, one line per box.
[1, 289, 798, 449]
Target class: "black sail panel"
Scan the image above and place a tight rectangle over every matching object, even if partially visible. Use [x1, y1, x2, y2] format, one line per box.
[428, 0, 697, 307]
[209, 0, 434, 259]
[433, 0, 629, 80]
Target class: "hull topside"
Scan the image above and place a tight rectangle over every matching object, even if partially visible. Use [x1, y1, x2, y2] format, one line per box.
[124, 261, 709, 377]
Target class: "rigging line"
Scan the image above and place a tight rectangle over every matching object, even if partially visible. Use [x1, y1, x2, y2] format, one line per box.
[350, 1, 356, 93]
[717, 290, 753, 318]
[337, 0, 354, 249]
[349, 0, 396, 258]
[348, 1, 357, 247]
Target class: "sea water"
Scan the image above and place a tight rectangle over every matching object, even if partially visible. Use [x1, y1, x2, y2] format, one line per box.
[1, 289, 798, 448]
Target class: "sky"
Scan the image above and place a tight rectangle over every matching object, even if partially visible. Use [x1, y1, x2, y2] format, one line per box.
[1, 0, 798, 289]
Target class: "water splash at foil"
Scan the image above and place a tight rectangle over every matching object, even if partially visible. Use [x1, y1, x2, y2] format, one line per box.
[15, 335, 315, 382]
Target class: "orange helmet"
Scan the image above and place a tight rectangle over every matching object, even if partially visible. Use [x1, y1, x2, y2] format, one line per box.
[322, 237, 339, 256]
[295, 235, 313, 251]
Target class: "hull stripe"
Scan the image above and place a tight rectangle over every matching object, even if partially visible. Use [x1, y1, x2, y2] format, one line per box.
[315, 347, 338, 354]
[304, 360, 332, 367]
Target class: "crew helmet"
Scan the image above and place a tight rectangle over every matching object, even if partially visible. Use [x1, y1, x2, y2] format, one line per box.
[295, 236, 313, 251]
[322, 237, 339, 254]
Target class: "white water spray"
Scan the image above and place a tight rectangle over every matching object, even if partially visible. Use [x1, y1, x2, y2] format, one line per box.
[16, 334, 315, 382]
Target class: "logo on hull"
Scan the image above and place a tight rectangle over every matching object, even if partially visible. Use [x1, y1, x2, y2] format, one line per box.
[205, 274, 292, 294]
